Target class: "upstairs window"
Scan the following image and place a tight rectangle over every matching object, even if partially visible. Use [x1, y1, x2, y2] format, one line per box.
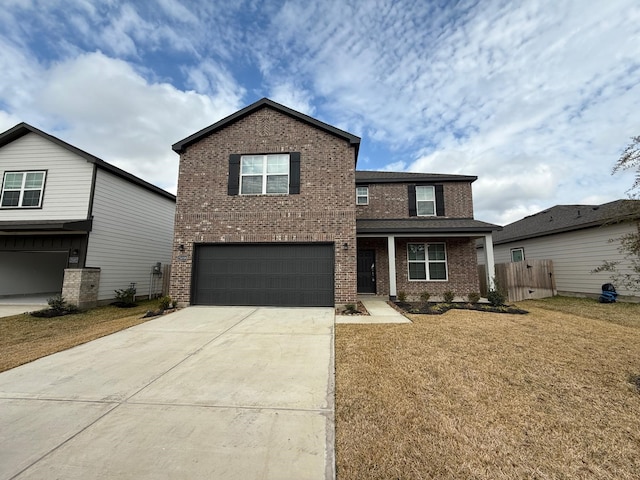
[416, 185, 436, 216]
[240, 154, 289, 195]
[356, 186, 369, 205]
[407, 243, 448, 281]
[1, 171, 46, 208]
[408, 184, 445, 217]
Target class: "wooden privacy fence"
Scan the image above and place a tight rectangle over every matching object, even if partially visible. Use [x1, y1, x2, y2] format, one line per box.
[478, 259, 556, 302]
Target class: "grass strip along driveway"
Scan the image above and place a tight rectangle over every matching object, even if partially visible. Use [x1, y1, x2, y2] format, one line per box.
[336, 297, 640, 480]
[0, 300, 157, 372]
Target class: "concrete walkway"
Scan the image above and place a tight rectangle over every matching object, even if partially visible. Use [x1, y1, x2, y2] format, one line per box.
[336, 296, 410, 324]
[0, 306, 335, 479]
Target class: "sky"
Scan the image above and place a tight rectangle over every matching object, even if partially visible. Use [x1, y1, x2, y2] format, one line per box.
[1, 0, 639, 225]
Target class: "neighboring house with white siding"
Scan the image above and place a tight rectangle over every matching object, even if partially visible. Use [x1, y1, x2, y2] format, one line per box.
[0, 123, 176, 307]
[477, 200, 640, 301]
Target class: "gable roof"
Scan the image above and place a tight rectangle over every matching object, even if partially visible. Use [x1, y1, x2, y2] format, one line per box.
[0, 123, 175, 201]
[356, 171, 477, 183]
[493, 199, 640, 245]
[171, 98, 361, 159]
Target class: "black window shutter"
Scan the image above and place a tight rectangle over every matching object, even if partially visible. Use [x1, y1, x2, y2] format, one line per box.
[435, 184, 445, 216]
[228, 154, 240, 195]
[289, 152, 301, 194]
[408, 185, 417, 217]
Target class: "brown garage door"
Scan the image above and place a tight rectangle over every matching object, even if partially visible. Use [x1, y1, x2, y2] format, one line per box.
[192, 243, 334, 307]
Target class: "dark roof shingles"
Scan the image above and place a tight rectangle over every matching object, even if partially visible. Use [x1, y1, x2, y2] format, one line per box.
[493, 200, 640, 244]
[357, 218, 501, 234]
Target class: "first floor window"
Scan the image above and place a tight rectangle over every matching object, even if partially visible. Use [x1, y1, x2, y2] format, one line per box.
[240, 154, 289, 195]
[1, 171, 46, 208]
[511, 248, 524, 262]
[407, 243, 448, 280]
[356, 186, 369, 205]
[415, 185, 436, 216]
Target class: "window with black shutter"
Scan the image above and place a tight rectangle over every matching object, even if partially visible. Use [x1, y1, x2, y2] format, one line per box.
[228, 152, 301, 195]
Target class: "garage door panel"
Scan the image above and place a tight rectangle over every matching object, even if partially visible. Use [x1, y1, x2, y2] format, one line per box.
[192, 244, 334, 307]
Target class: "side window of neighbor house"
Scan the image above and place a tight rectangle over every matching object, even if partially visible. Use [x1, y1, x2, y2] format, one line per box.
[1, 171, 46, 208]
[511, 248, 524, 262]
[240, 154, 289, 195]
[415, 185, 436, 216]
[356, 186, 369, 205]
[407, 243, 448, 280]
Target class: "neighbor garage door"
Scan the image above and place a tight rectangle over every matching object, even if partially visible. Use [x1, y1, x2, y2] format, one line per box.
[192, 243, 334, 307]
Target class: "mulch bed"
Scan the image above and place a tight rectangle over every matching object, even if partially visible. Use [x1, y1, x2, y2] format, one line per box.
[336, 301, 369, 316]
[393, 301, 528, 315]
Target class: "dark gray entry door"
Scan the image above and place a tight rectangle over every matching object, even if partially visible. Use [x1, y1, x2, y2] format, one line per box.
[357, 249, 376, 294]
[192, 243, 334, 307]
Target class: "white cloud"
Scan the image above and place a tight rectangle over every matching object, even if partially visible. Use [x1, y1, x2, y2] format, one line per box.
[268, 83, 315, 115]
[17, 52, 244, 193]
[2, 0, 640, 225]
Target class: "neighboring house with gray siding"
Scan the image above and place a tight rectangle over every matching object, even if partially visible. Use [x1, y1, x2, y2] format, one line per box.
[0, 123, 176, 307]
[477, 201, 640, 300]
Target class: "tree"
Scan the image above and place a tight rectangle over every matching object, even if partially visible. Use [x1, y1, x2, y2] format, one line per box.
[592, 137, 640, 294]
[614, 135, 640, 197]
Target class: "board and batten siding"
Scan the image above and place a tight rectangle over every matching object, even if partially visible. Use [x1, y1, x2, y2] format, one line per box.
[479, 222, 639, 297]
[85, 169, 175, 301]
[0, 132, 93, 220]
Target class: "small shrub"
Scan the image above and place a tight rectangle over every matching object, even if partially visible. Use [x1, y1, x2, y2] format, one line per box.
[47, 294, 67, 314]
[443, 291, 455, 303]
[420, 291, 431, 303]
[31, 295, 78, 318]
[344, 303, 358, 314]
[158, 296, 172, 311]
[114, 287, 137, 307]
[467, 292, 481, 304]
[171, 299, 178, 309]
[487, 289, 506, 307]
[397, 291, 407, 302]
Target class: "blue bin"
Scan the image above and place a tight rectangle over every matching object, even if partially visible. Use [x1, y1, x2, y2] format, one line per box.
[598, 283, 618, 303]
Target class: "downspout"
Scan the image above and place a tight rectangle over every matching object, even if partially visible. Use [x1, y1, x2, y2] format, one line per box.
[484, 233, 496, 290]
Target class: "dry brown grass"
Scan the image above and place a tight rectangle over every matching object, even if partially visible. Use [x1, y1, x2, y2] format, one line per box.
[0, 300, 158, 372]
[336, 297, 640, 479]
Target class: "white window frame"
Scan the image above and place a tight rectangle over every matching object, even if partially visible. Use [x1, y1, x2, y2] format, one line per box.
[407, 242, 448, 281]
[1, 170, 47, 208]
[416, 185, 436, 216]
[239, 154, 290, 195]
[356, 186, 369, 205]
[511, 248, 525, 262]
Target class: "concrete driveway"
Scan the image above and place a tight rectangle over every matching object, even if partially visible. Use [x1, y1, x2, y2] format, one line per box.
[0, 306, 335, 479]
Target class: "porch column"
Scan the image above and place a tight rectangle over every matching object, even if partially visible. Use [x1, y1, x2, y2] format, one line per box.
[483, 233, 496, 290]
[387, 235, 397, 298]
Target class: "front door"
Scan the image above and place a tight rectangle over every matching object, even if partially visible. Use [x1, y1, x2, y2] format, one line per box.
[357, 249, 376, 294]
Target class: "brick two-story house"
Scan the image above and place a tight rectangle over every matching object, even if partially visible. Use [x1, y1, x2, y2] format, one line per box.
[170, 98, 499, 307]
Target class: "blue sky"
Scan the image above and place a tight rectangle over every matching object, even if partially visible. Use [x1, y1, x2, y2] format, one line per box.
[1, 0, 639, 225]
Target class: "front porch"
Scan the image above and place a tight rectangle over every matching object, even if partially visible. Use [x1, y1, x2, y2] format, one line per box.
[356, 220, 497, 301]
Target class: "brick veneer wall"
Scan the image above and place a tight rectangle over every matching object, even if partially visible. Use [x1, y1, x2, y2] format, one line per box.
[356, 182, 474, 219]
[62, 268, 100, 309]
[171, 106, 357, 305]
[395, 238, 480, 300]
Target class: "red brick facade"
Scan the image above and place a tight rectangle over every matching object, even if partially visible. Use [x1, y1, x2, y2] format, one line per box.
[170, 106, 357, 305]
[356, 182, 474, 219]
[356, 180, 481, 299]
[170, 98, 493, 306]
